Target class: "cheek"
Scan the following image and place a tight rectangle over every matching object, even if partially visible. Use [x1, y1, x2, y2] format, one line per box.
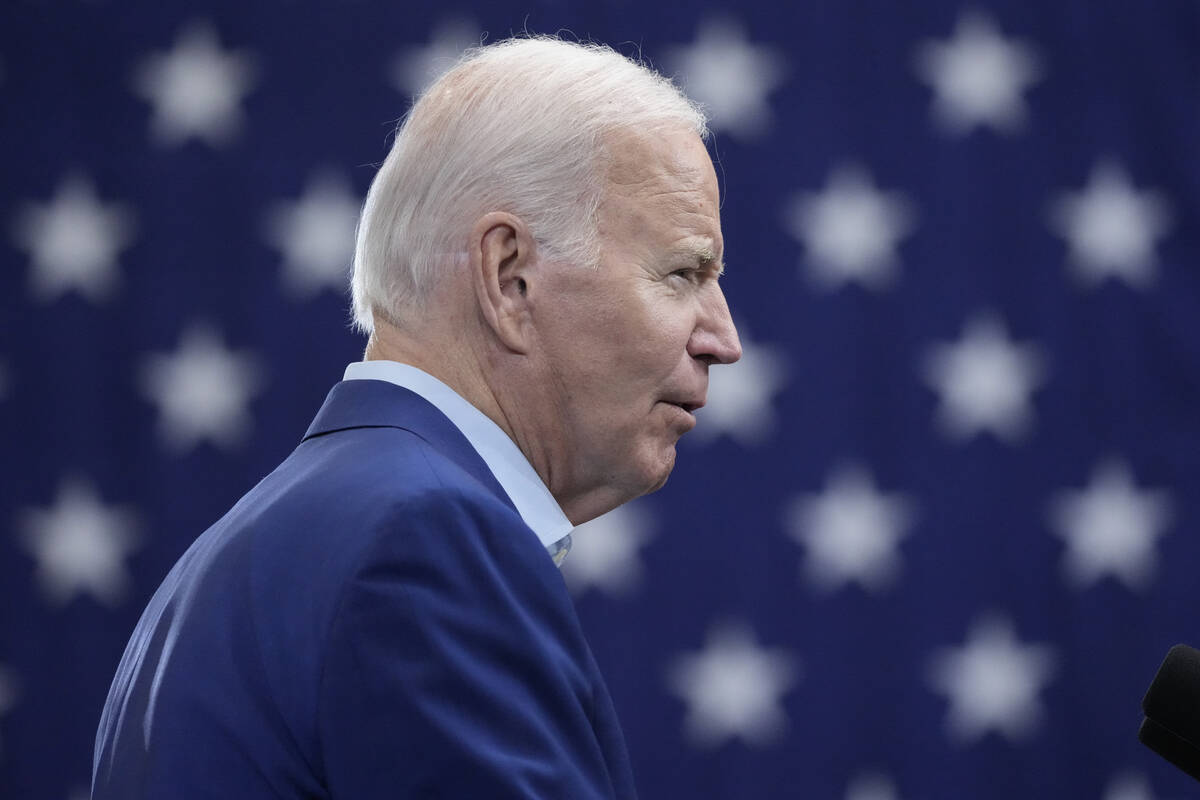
[554, 289, 696, 408]
[644, 307, 698, 364]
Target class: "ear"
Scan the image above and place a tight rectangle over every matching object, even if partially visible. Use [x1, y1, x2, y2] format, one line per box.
[469, 211, 538, 354]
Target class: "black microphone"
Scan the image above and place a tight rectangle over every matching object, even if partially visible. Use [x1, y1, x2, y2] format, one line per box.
[1140, 644, 1200, 782]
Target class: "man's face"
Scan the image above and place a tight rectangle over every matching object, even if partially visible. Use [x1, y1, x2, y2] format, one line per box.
[529, 127, 741, 520]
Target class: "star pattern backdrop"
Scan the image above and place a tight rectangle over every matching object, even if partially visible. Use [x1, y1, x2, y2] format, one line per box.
[1, 1, 1198, 798]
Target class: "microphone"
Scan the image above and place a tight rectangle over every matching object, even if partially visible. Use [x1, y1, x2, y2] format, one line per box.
[1140, 644, 1200, 782]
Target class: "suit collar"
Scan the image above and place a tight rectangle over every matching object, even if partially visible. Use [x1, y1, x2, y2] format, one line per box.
[303, 377, 574, 559]
[303, 379, 510, 507]
[340, 362, 574, 551]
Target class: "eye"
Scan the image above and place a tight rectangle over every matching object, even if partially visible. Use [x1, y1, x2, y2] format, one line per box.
[669, 268, 700, 283]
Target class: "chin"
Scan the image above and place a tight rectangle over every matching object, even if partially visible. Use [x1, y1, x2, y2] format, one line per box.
[645, 470, 672, 495]
[636, 446, 677, 496]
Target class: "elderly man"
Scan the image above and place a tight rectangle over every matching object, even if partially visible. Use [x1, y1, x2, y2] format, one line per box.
[93, 36, 739, 799]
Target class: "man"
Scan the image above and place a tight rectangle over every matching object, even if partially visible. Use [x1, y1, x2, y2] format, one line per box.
[93, 36, 740, 798]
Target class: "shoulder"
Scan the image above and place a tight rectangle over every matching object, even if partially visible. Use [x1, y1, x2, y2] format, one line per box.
[243, 424, 536, 577]
[290, 429, 574, 634]
[287, 424, 503, 508]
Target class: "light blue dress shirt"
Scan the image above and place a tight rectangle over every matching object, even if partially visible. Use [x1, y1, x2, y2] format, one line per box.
[343, 360, 574, 565]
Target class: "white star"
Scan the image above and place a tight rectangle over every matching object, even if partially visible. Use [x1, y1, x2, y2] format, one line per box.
[928, 615, 1056, 743]
[18, 477, 140, 607]
[667, 620, 798, 747]
[689, 326, 788, 446]
[1048, 161, 1172, 288]
[561, 501, 654, 597]
[784, 164, 917, 290]
[1048, 460, 1171, 591]
[1104, 771, 1156, 800]
[140, 324, 265, 451]
[914, 10, 1042, 135]
[264, 170, 362, 298]
[390, 18, 480, 97]
[11, 175, 136, 303]
[133, 20, 256, 146]
[787, 463, 915, 593]
[922, 312, 1046, 443]
[845, 772, 900, 800]
[664, 18, 786, 141]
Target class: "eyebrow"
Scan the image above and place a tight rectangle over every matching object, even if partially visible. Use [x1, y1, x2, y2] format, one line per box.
[682, 242, 725, 276]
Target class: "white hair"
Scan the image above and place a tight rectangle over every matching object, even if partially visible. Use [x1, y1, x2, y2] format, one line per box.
[350, 35, 708, 332]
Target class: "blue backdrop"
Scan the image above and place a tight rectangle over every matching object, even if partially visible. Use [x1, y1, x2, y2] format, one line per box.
[3, 1, 1199, 798]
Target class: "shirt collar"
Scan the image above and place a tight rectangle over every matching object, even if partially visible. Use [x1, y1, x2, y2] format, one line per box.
[342, 361, 573, 560]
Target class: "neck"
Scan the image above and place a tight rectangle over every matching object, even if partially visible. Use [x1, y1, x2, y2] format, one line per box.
[365, 314, 508, 430]
[364, 313, 633, 527]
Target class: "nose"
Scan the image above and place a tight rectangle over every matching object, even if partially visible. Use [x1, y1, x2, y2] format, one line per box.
[687, 283, 742, 365]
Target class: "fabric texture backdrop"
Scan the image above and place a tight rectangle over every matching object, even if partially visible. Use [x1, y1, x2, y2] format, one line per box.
[1, 1, 1198, 798]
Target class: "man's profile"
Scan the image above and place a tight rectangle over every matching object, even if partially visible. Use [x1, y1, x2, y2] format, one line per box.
[92, 35, 740, 798]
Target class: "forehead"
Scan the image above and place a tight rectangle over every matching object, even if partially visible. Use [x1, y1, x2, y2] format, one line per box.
[605, 127, 717, 199]
[601, 127, 722, 252]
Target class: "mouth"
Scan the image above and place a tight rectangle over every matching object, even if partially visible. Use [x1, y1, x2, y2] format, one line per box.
[660, 399, 703, 430]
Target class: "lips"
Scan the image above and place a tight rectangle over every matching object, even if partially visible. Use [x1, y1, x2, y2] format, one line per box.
[661, 397, 705, 414]
[660, 401, 698, 433]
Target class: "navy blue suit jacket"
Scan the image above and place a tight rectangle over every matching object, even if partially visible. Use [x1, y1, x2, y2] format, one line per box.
[93, 379, 637, 799]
